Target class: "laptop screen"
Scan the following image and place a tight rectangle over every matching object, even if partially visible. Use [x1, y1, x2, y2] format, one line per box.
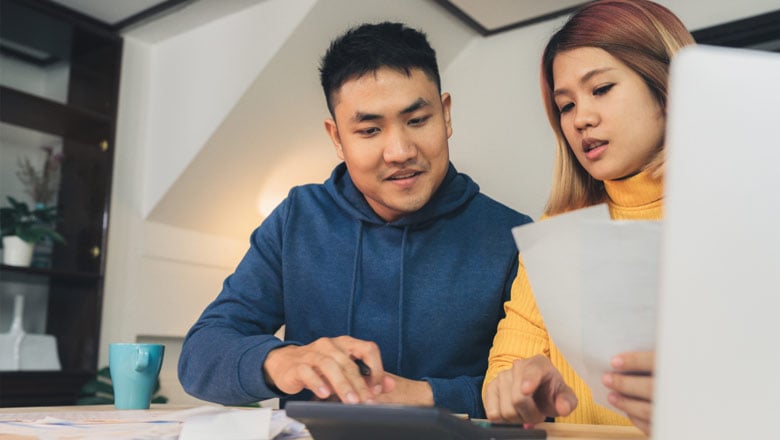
[654, 45, 780, 439]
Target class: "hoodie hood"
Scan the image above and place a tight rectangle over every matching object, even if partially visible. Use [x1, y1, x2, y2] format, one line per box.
[325, 162, 479, 227]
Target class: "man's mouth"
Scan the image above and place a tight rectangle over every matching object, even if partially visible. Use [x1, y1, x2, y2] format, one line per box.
[387, 171, 421, 181]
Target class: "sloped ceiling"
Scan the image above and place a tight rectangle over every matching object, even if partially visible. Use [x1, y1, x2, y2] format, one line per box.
[143, 0, 477, 240]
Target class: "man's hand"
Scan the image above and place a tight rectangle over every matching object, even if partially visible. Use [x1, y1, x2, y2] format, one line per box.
[484, 354, 578, 424]
[603, 351, 654, 435]
[373, 372, 434, 406]
[263, 336, 393, 403]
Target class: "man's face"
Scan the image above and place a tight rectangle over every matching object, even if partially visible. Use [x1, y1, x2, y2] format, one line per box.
[324, 67, 452, 222]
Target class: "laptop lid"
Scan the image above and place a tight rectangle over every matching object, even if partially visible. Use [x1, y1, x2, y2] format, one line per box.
[654, 45, 780, 439]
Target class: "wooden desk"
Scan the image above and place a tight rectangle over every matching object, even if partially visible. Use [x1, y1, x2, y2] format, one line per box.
[0, 405, 647, 439]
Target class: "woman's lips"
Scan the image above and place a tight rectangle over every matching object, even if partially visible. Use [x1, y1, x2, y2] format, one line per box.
[582, 138, 608, 160]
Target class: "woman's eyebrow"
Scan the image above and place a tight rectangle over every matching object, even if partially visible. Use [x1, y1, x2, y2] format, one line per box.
[554, 67, 615, 97]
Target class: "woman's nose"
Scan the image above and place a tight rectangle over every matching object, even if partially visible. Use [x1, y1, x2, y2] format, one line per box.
[573, 102, 599, 130]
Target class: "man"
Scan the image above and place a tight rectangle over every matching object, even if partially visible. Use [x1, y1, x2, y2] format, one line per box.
[178, 22, 531, 418]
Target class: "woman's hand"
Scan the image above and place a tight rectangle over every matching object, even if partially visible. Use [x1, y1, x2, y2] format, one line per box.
[484, 354, 578, 425]
[603, 351, 654, 435]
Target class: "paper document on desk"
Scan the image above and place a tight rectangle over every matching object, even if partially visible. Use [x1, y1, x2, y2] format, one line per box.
[512, 204, 659, 409]
[0, 405, 306, 439]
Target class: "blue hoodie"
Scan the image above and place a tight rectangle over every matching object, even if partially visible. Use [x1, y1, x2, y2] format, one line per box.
[179, 162, 531, 417]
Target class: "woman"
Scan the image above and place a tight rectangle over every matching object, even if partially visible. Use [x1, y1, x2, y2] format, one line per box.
[482, 0, 695, 435]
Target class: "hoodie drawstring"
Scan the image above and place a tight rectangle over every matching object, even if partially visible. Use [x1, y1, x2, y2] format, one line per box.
[396, 226, 408, 373]
[347, 221, 364, 336]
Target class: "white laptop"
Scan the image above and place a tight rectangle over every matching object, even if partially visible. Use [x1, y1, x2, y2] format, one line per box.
[654, 45, 780, 438]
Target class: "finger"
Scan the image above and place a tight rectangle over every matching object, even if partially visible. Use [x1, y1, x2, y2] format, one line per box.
[516, 356, 547, 396]
[294, 364, 332, 399]
[314, 356, 363, 403]
[607, 390, 652, 426]
[603, 372, 653, 401]
[380, 374, 396, 394]
[627, 414, 652, 436]
[483, 379, 503, 421]
[553, 384, 578, 417]
[334, 337, 386, 394]
[611, 351, 654, 373]
[495, 372, 525, 424]
[507, 362, 545, 424]
[337, 338, 385, 388]
[314, 338, 376, 403]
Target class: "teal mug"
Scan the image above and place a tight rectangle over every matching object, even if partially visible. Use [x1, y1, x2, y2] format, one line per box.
[109, 343, 165, 409]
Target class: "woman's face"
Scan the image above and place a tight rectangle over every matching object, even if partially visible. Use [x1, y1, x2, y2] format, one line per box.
[552, 47, 665, 181]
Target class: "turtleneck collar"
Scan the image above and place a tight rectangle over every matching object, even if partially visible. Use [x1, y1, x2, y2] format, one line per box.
[604, 170, 663, 207]
[603, 170, 664, 220]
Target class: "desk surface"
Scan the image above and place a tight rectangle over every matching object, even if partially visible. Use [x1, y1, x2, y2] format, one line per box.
[0, 405, 647, 440]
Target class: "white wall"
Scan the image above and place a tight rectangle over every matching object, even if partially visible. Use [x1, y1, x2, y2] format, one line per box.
[445, 0, 780, 219]
[102, 0, 780, 404]
[445, 16, 569, 219]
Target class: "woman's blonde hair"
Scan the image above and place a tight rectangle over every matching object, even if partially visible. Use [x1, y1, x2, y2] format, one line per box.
[541, 0, 695, 216]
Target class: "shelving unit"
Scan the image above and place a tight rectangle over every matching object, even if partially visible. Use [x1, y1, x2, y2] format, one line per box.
[0, 0, 122, 406]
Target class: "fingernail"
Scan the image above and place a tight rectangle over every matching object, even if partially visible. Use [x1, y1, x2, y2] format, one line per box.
[611, 356, 624, 368]
[602, 373, 613, 386]
[373, 384, 383, 395]
[345, 392, 358, 404]
[607, 392, 618, 404]
[317, 386, 330, 397]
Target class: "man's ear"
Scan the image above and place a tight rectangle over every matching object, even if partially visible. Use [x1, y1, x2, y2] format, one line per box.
[441, 92, 453, 139]
[324, 118, 344, 160]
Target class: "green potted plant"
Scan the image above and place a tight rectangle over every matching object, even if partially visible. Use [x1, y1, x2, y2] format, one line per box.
[0, 197, 65, 267]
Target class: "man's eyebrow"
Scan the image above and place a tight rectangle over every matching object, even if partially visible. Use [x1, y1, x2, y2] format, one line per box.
[352, 112, 381, 122]
[553, 67, 614, 97]
[400, 98, 430, 115]
[351, 98, 431, 122]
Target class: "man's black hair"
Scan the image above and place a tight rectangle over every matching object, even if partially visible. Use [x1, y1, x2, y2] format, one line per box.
[319, 21, 441, 116]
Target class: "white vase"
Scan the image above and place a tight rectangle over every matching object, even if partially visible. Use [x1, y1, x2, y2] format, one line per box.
[2, 236, 35, 267]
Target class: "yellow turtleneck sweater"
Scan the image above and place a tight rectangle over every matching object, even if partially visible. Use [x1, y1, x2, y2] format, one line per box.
[484, 171, 663, 425]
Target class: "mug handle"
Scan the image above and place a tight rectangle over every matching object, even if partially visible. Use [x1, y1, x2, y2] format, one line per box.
[135, 348, 149, 372]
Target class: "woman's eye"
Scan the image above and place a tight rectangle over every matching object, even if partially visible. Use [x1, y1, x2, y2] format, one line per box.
[559, 102, 574, 114]
[594, 84, 614, 96]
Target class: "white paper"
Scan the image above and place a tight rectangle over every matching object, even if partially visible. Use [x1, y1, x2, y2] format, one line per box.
[512, 204, 659, 409]
[0, 405, 305, 439]
[179, 407, 272, 440]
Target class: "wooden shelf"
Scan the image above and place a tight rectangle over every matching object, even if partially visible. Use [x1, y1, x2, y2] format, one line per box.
[0, 86, 112, 147]
[0, 264, 102, 282]
[0, 371, 94, 407]
[0, 0, 121, 407]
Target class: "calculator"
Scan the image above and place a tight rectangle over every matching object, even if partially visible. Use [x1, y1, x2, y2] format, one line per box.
[285, 401, 546, 440]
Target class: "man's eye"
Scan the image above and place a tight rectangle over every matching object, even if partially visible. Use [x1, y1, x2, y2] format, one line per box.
[359, 127, 380, 136]
[594, 84, 614, 96]
[409, 116, 430, 126]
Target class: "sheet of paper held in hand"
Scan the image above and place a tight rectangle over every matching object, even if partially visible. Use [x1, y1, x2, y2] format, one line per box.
[511, 204, 659, 409]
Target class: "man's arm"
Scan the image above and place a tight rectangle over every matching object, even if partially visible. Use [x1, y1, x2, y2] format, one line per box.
[178, 202, 292, 404]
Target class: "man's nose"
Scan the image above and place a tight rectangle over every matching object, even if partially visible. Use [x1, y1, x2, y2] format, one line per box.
[383, 126, 418, 163]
